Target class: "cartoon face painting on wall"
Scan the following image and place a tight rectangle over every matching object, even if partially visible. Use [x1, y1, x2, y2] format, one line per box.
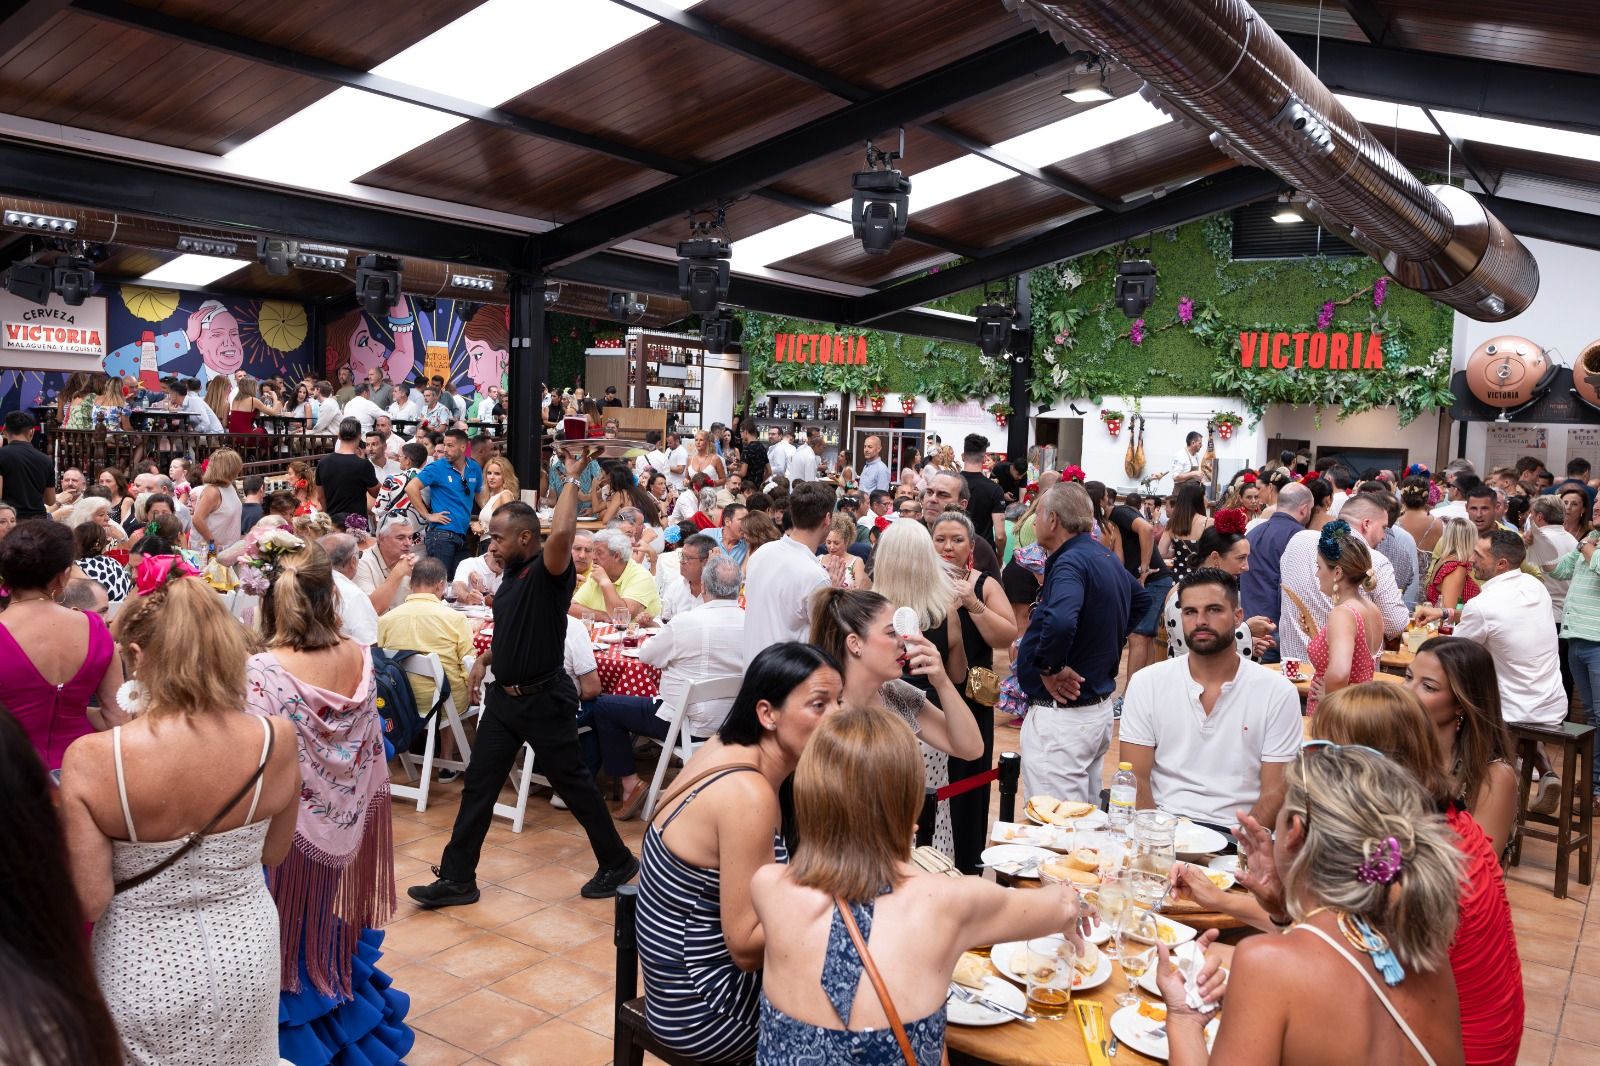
[188, 300, 244, 377]
[462, 304, 510, 397]
[325, 296, 417, 384]
[99, 287, 309, 388]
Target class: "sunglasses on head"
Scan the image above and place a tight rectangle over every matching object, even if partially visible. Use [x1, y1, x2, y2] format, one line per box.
[1298, 739, 1386, 828]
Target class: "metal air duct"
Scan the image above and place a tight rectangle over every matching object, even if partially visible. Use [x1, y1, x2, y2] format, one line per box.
[1004, 0, 1538, 320]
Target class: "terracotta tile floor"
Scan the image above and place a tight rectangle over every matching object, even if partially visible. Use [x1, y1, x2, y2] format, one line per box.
[385, 718, 1598, 1065]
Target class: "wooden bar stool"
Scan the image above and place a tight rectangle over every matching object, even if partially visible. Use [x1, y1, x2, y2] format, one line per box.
[612, 885, 712, 1066]
[1507, 721, 1595, 899]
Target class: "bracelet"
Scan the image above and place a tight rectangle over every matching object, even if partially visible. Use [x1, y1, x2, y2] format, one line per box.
[1268, 911, 1294, 929]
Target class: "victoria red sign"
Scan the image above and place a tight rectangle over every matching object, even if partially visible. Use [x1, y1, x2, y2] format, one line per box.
[773, 333, 869, 364]
[1238, 331, 1385, 370]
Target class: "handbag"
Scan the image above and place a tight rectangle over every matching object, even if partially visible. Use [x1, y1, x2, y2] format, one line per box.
[113, 727, 276, 895]
[964, 666, 1002, 707]
[834, 897, 919, 1066]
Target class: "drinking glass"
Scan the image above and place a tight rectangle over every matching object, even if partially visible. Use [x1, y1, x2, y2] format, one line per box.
[1094, 867, 1131, 930]
[611, 606, 631, 632]
[1024, 937, 1075, 1019]
[1114, 911, 1157, 1008]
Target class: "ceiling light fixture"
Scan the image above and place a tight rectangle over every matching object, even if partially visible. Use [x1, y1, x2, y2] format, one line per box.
[2, 260, 52, 304]
[3, 209, 76, 235]
[450, 273, 494, 292]
[974, 283, 1017, 358]
[176, 235, 240, 257]
[140, 254, 245, 288]
[1061, 54, 1112, 104]
[543, 282, 562, 307]
[1114, 259, 1158, 317]
[851, 134, 911, 256]
[702, 311, 742, 356]
[677, 205, 733, 315]
[354, 254, 402, 317]
[257, 237, 296, 276]
[1272, 194, 1305, 224]
[52, 257, 95, 306]
[607, 291, 648, 323]
[296, 243, 349, 272]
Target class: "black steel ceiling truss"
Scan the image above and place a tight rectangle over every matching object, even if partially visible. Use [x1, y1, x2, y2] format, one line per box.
[1422, 108, 1500, 195]
[1338, 0, 1397, 47]
[611, 0, 1124, 211]
[535, 32, 1067, 268]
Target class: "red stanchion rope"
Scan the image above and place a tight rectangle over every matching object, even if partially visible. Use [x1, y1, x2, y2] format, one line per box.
[935, 768, 1000, 801]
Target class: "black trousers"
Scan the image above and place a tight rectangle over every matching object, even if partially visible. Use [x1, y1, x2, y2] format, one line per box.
[439, 674, 631, 883]
[945, 693, 997, 874]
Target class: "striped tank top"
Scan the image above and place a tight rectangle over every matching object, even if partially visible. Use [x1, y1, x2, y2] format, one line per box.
[637, 766, 788, 1062]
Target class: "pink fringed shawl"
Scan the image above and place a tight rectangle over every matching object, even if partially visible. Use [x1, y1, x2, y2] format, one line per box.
[244, 651, 394, 997]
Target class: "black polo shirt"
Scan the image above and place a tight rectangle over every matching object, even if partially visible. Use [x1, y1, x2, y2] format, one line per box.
[0, 439, 55, 520]
[490, 549, 577, 685]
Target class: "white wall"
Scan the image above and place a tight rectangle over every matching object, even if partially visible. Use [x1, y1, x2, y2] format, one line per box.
[1264, 406, 1445, 472]
[1042, 395, 1263, 492]
[1455, 237, 1600, 473]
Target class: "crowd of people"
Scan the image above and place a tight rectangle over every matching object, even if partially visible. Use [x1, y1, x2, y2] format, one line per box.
[0, 390, 1574, 1065]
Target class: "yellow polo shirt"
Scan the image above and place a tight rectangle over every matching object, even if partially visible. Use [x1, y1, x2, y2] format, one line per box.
[571, 559, 662, 618]
[376, 593, 474, 710]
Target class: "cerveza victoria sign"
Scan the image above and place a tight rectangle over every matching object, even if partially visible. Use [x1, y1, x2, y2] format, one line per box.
[1237, 330, 1386, 370]
[773, 333, 870, 364]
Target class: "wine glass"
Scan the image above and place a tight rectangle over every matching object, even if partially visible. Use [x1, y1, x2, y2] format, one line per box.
[610, 606, 631, 633]
[1113, 910, 1157, 1008]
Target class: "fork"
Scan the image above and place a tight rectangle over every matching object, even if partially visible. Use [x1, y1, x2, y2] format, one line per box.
[947, 983, 1036, 1023]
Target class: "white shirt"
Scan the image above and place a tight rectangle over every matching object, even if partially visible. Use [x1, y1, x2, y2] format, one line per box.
[1431, 500, 1468, 521]
[1167, 447, 1203, 488]
[1529, 524, 1580, 621]
[1454, 569, 1568, 726]
[1119, 655, 1302, 827]
[671, 490, 700, 525]
[767, 439, 795, 479]
[743, 533, 828, 664]
[665, 445, 689, 490]
[372, 458, 400, 482]
[452, 554, 503, 596]
[343, 395, 384, 434]
[660, 575, 704, 622]
[312, 396, 341, 433]
[388, 398, 421, 423]
[382, 432, 406, 460]
[640, 599, 747, 734]
[333, 569, 379, 646]
[1276, 528, 1409, 659]
[562, 616, 598, 684]
[1328, 490, 1350, 517]
[788, 443, 820, 483]
[180, 393, 222, 432]
[636, 448, 670, 481]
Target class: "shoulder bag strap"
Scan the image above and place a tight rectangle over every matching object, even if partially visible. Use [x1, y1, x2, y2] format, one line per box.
[113, 725, 277, 895]
[653, 761, 762, 820]
[834, 897, 918, 1066]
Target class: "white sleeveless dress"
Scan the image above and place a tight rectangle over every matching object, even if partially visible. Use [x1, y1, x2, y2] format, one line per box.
[91, 719, 282, 1066]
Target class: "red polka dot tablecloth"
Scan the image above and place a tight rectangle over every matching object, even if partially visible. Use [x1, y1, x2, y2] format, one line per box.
[589, 623, 663, 698]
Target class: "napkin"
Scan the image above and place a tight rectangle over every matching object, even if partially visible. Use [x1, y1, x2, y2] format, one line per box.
[1179, 946, 1218, 1014]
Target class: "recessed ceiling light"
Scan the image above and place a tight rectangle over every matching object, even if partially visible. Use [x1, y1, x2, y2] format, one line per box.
[1062, 85, 1113, 104]
[140, 254, 247, 288]
[1273, 208, 1303, 224]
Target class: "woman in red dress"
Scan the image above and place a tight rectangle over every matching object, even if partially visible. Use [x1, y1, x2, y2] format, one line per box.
[227, 375, 282, 434]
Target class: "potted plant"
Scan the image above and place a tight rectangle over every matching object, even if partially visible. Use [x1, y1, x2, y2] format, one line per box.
[869, 393, 885, 413]
[1213, 411, 1243, 440]
[900, 395, 916, 414]
[990, 401, 1012, 428]
[1101, 408, 1125, 436]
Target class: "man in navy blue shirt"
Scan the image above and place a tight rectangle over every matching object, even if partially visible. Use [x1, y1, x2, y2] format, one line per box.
[1016, 483, 1150, 803]
[405, 426, 483, 580]
[1239, 482, 1312, 658]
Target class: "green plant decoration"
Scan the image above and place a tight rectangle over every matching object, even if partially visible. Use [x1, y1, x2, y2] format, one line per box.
[1100, 409, 1125, 423]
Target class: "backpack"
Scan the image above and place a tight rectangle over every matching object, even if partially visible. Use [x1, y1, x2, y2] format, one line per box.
[370, 647, 451, 755]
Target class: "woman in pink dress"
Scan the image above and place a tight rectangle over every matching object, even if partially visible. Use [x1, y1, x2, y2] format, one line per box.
[1306, 520, 1383, 715]
[0, 520, 124, 770]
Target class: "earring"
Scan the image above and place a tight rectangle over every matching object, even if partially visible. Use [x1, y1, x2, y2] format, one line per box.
[1456, 715, 1464, 731]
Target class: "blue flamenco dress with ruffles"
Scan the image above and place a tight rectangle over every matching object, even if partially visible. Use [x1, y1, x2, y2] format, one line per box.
[278, 924, 413, 1066]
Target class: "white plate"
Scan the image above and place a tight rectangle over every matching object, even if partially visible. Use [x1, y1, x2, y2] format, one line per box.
[945, 975, 1026, 1027]
[1125, 914, 1199, 947]
[596, 631, 631, 644]
[1024, 804, 1109, 829]
[1206, 854, 1241, 875]
[990, 821, 1064, 849]
[1174, 821, 1229, 856]
[1135, 940, 1209, 996]
[619, 647, 643, 659]
[990, 939, 1114, 992]
[1180, 861, 1234, 892]
[979, 844, 1055, 878]
[1109, 1004, 1218, 1060]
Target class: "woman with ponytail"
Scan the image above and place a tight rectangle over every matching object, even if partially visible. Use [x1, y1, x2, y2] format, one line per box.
[59, 552, 300, 1064]
[243, 535, 414, 1066]
[1306, 521, 1384, 714]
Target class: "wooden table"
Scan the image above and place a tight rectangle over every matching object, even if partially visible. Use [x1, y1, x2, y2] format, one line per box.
[1379, 647, 1415, 676]
[1262, 662, 1405, 704]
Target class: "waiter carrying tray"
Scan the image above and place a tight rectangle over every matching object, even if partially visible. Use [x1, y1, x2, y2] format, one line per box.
[409, 453, 638, 908]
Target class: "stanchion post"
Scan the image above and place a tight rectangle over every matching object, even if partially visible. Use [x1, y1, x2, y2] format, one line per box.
[997, 750, 1020, 822]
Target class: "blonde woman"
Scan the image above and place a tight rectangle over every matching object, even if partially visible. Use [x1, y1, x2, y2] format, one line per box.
[475, 455, 518, 534]
[752, 705, 1084, 1065]
[1306, 521, 1383, 714]
[203, 376, 232, 428]
[688, 429, 727, 484]
[191, 447, 243, 550]
[820, 513, 867, 589]
[1421, 516, 1480, 610]
[859, 518, 966, 856]
[60, 561, 300, 1065]
[1011, 470, 1060, 550]
[1155, 744, 1465, 1066]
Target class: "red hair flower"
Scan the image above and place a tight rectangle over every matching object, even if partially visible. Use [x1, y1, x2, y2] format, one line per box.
[1214, 508, 1248, 536]
[1240, 471, 1257, 484]
[1061, 464, 1086, 483]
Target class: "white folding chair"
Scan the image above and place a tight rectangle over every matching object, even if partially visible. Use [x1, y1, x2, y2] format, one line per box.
[641, 674, 744, 822]
[387, 651, 472, 813]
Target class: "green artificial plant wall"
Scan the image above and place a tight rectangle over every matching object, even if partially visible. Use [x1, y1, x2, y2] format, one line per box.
[1027, 215, 1456, 424]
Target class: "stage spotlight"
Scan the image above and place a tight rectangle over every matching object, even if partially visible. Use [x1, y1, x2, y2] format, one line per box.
[177, 235, 239, 257]
[702, 312, 743, 356]
[450, 274, 494, 292]
[3, 261, 52, 304]
[354, 254, 402, 318]
[257, 237, 296, 276]
[52, 258, 95, 306]
[607, 291, 648, 323]
[676, 237, 731, 315]
[3, 209, 76, 235]
[974, 302, 1016, 358]
[1114, 260, 1157, 318]
[544, 283, 562, 307]
[851, 139, 910, 256]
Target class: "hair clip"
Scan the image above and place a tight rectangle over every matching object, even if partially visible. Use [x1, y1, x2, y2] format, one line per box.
[1317, 519, 1351, 564]
[1356, 835, 1403, 885]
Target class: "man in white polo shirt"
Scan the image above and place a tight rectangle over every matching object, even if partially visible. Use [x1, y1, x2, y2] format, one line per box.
[1120, 567, 1302, 831]
[742, 481, 831, 663]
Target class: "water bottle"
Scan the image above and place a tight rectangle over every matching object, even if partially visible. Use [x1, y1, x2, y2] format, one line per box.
[1108, 761, 1137, 833]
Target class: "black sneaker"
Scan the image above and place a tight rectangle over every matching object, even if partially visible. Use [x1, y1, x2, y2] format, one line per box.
[406, 866, 480, 909]
[580, 855, 640, 899]
[437, 768, 461, 783]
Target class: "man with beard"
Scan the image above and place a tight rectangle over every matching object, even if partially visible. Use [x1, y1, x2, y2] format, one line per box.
[409, 465, 637, 908]
[1117, 567, 1301, 833]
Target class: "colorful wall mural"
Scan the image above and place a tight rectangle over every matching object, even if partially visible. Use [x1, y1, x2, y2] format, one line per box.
[0, 284, 313, 414]
[323, 298, 509, 398]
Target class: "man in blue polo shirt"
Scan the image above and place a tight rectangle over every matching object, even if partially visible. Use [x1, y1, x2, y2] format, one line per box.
[405, 426, 483, 579]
